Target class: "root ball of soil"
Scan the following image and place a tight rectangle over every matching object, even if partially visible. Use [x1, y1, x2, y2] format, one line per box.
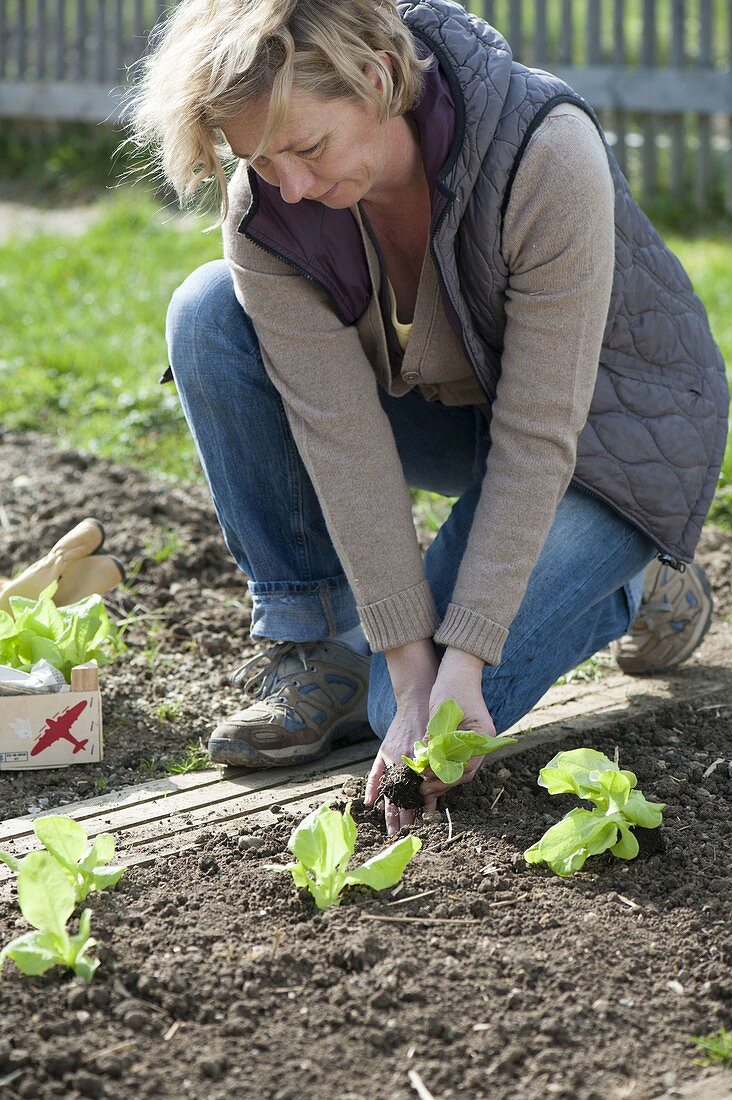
[380, 764, 423, 810]
[634, 825, 666, 856]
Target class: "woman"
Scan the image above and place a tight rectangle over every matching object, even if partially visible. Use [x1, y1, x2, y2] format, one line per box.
[131, 0, 727, 834]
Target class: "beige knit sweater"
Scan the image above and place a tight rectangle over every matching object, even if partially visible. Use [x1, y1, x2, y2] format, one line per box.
[223, 104, 616, 664]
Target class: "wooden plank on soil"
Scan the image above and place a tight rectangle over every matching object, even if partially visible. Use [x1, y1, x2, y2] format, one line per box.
[0, 758, 373, 868]
[0, 767, 371, 896]
[0, 738, 378, 843]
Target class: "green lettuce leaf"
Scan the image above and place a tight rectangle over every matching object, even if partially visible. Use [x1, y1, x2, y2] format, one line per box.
[402, 699, 517, 784]
[0, 585, 121, 680]
[525, 747, 665, 876]
[623, 789, 666, 829]
[0, 930, 65, 976]
[346, 835, 422, 891]
[426, 700, 464, 740]
[1, 845, 101, 982]
[1, 817, 127, 904]
[269, 802, 422, 909]
[0, 910, 99, 982]
[0, 851, 22, 874]
[524, 807, 620, 876]
[33, 816, 88, 871]
[17, 850, 76, 937]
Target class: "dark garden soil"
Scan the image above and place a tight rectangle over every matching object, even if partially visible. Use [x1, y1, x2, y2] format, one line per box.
[1, 431, 731, 1099]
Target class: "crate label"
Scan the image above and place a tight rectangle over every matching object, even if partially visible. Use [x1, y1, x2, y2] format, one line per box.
[0, 692, 103, 770]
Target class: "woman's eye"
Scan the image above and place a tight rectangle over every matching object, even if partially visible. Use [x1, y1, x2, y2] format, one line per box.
[299, 141, 323, 158]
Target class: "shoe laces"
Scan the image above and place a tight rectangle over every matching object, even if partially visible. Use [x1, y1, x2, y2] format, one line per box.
[230, 641, 314, 701]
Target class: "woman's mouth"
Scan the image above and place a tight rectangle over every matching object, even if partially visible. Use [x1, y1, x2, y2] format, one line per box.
[315, 182, 338, 200]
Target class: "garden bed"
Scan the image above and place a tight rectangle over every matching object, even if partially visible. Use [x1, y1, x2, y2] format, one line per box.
[0, 696, 731, 1099]
[0, 431, 730, 1099]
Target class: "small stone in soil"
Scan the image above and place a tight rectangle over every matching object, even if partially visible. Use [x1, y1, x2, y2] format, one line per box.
[122, 1009, 149, 1032]
[380, 764, 422, 811]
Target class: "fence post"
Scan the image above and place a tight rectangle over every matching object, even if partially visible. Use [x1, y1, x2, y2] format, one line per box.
[727, 0, 732, 217]
[559, 0, 574, 65]
[17, 0, 27, 81]
[534, 0, 548, 66]
[669, 0, 686, 204]
[612, 0, 628, 176]
[641, 0, 658, 201]
[509, 0, 522, 63]
[75, 0, 86, 81]
[0, 0, 7, 82]
[37, 0, 48, 80]
[694, 0, 715, 213]
[54, 0, 66, 80]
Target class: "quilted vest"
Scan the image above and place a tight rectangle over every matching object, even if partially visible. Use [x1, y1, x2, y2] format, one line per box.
[239, 0, 729, 565]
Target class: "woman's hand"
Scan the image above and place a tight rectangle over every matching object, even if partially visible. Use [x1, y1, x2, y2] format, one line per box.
[420, 646, 495, 812]
[364, 695, 433, 834]
[364, 638, 438, 835]
[364, 641, 494, 834]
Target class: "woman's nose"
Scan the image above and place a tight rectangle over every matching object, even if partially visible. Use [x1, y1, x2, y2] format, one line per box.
[277, 161, 316, 204]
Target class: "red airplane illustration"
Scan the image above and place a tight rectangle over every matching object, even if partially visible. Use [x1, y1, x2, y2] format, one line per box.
[31, 700, 89, 757]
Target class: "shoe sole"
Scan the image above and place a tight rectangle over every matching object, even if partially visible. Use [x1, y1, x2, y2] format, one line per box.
[617, 563, 714, 675]
[208, 717, 375, 768]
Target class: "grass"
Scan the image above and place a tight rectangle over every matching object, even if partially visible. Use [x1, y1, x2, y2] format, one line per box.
[166, 740, 212, 775]
[0, 190, 219, 477]
[155, 700, 182, 723]
[691, 1027, 732, 1067]
[554, 652, 616, 686]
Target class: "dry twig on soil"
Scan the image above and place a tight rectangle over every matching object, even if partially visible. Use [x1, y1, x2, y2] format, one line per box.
[407, 1068, 437, 1100]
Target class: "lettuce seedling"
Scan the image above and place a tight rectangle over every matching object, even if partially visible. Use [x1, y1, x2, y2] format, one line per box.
[0, 581, 122, 681]
[402, 699, 517, 785]
[0, 815, 126, 902]
[524, 748, 665, 877]
[0, 850, 99, 982]
[269, 802, 421, 909]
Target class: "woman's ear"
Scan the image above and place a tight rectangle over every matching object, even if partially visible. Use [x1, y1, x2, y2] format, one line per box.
[363, 51, 394, 92]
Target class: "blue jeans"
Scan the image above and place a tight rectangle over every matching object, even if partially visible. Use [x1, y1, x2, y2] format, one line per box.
[167, 260, 657, 738]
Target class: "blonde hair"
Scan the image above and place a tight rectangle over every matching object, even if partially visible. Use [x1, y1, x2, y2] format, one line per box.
[127, 0, 431, 215]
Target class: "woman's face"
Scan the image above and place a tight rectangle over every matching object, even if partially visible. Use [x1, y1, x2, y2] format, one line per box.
[220, 90, 394, 208]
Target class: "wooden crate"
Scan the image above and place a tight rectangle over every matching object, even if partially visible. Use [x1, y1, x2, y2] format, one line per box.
[0, 665, 102, 770]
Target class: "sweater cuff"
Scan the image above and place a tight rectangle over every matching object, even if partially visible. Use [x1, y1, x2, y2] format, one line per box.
[358, 580, 440, 652]
[434, 603, 509, 665]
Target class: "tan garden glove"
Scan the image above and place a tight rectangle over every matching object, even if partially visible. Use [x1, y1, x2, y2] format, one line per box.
[0, 518, 126, 612]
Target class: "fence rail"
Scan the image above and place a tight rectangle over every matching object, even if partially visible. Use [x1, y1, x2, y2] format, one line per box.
[0, 0, 730, 211]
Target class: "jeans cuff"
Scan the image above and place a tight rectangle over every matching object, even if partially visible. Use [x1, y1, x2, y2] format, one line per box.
[248, 576, 360, 641]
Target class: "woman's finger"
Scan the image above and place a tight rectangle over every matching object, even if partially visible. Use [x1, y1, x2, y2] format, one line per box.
[364, 752, 386, 806]
[399, 807, 417, 831]
[422, 794, 438, 815]
[385, 798, 401, 836]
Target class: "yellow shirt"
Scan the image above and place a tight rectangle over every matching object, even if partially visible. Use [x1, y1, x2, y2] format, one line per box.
[386, 276, 412, 351]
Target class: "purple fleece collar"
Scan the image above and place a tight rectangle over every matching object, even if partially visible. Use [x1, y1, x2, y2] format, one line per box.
[238, 38, 457, 324]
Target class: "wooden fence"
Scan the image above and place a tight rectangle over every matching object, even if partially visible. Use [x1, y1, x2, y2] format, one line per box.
[0, 0, 730, 211]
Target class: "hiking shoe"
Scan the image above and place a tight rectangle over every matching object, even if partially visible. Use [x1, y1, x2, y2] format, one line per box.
[208, 640, 373, 766]
[611, 559, 714, 675]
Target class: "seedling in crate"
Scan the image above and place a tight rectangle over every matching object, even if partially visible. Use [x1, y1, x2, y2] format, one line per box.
[268, 802, 421, 910]
[0, 815, 126, 902]
[0, 851, 99, 982]
[381, 699, 517, 810]
[0, 582, 122, 681]
[524, 748, 665, 877]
